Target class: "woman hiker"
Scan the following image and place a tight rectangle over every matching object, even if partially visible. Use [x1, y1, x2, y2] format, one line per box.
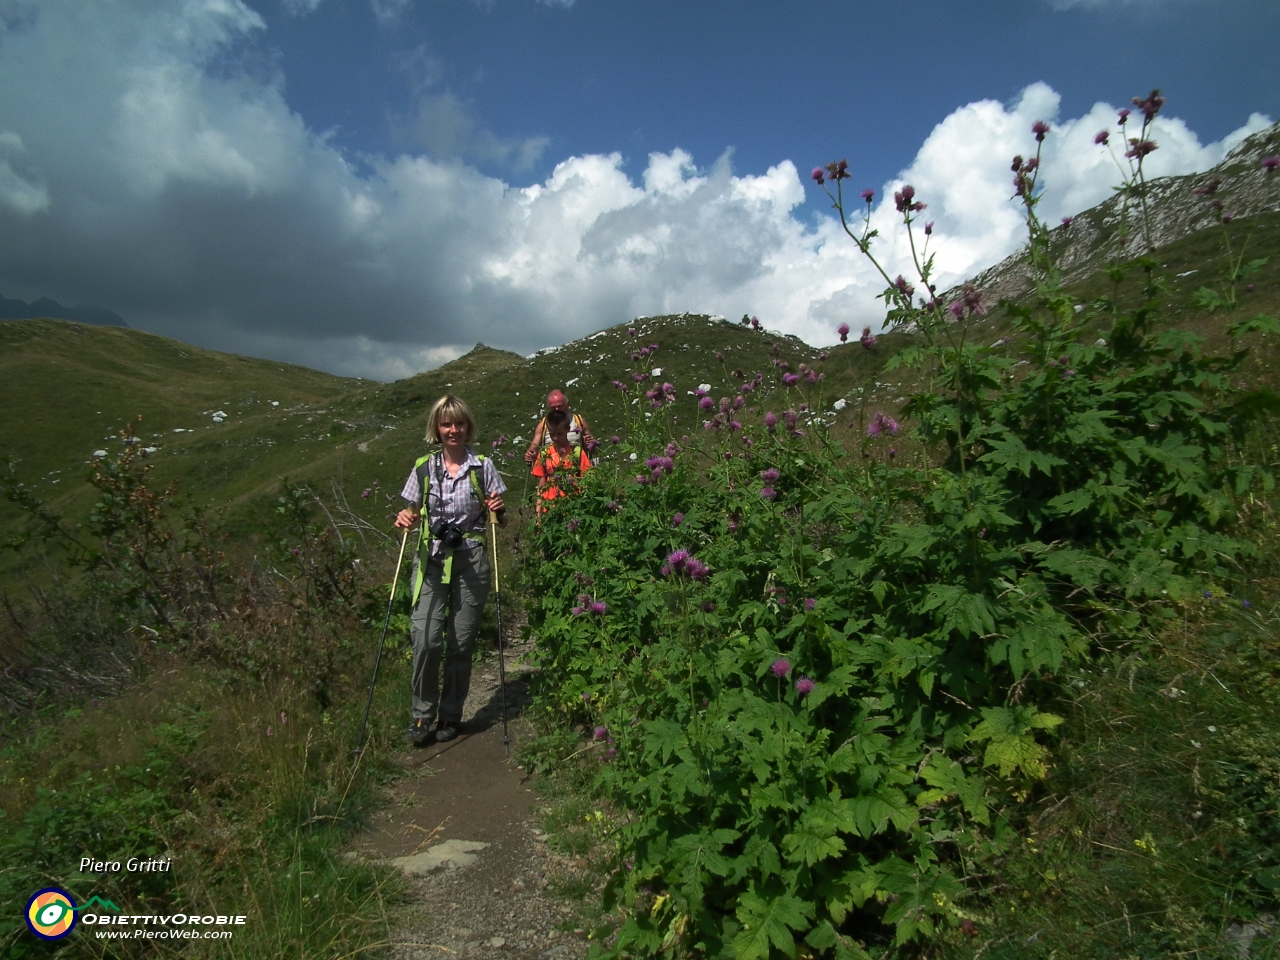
[395, 395, 506, 746]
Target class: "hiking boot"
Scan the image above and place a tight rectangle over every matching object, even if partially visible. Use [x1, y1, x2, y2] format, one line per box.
[407, 718, 434, 746]
[435, 721, 458, 743]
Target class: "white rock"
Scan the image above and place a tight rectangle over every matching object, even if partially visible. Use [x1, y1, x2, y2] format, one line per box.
[833, 399, 847, 411]
[651, 367, 662, 376]
[92, 450, 107, 458]
[388, 839, 490, 876]
[270, 401, 279, 407]
[699, 383, 712, 393]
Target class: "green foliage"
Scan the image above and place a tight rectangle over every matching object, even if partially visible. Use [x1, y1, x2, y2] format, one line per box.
[516, 128, 1274, 956]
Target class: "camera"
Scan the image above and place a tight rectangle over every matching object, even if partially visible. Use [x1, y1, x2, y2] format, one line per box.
[429, 519, 466, 548]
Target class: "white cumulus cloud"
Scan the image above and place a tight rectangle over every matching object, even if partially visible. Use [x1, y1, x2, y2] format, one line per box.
[0, 1, 1269, 379]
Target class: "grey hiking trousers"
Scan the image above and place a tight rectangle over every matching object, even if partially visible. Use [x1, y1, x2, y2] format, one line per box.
[409, 545, 491, 725]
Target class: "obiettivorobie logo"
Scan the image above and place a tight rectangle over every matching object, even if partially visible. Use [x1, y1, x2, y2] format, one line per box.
[25, 888, 119, 941]
[25, 888, 246, 942]
[26, 890, 124, 940]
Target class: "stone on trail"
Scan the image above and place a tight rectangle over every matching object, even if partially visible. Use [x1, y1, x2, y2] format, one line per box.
[389, 839, 490, 876]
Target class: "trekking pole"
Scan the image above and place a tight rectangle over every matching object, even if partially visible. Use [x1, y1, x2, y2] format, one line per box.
[488, 505, 511, 755]
[519, 402, 546, 508]
[354, 526, 411, 762]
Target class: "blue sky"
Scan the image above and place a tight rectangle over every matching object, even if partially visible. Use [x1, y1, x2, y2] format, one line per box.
[262, 0, 1278, 188]
[0, 0, 1275, 379]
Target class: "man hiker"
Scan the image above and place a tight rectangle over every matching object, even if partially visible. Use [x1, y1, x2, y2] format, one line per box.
[531, 409, 592, 510]
[524, 389, 594, 464]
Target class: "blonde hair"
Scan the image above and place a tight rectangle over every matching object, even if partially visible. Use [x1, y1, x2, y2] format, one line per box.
[424, 395, 476, 444]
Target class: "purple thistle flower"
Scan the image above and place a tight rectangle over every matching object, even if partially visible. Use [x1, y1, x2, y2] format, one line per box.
[702, 601, 716, 612]
[666, 549, 690, 572]
[837, 322, 850, 342]
[1061, 216, 1074, 227]
[1134, 89, 1165, 120]
[949, 301, 965, 319]
[794, 676, 814, 696]
[860, 188, 874, 203]
[811, 166, 825, 184]
[361, 487, 371, 498]
[685, 558, 709, 581]
[699, 395, 714, 411]
[867, 419, 882, 437]
[672, 512, 684, 527]
[1125, 139, 1157, 160]
[759, 467, 779, 483]
[1032, 120, 1050, 142]
[883, 416, 900, 435]
[730, 420, 743, 431]
[860, 327, 877, 349]
[571, 606, 584, 616]
[750, 316, 760, 330]
[1094, 129, 1110, 146]
[635, 474, 649, 485]
[583, 692, 592, 704]
[593, 725, 608, 740]
[627, 327, 636, 337]
[1242, 599, 1252, 609]
[1118, 107, 1131, 123]
[804, 597, 815, 610]
[610, 435, 620, 444]
[591, 601, 607, 615]
[888, 446, 896, 459]
[765, 411, 777, 433]
[760, 486, 777, 500]
[1263, 156, 1280, 173]
[661, 456, 675, 473]
[782, 373, 799, 386]
[771, 659, 791, 678]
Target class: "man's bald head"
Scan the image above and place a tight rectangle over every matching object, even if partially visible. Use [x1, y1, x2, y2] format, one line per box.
[547, 390, 569, 412]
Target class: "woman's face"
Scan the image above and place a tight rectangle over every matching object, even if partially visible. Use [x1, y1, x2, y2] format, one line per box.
[438, 417, 468, 451]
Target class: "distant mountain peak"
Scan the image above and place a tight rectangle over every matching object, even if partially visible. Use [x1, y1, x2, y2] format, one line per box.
[0, 293, 128, 327]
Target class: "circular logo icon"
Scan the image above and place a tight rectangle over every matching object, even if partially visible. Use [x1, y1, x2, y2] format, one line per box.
[26, 888, 78, 940]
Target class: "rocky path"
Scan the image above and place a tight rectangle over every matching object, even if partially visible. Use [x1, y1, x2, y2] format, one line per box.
[348, 636, 593, 960]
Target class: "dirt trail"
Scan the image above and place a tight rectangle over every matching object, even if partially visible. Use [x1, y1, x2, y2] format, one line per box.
[348, 635, 592, 960]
